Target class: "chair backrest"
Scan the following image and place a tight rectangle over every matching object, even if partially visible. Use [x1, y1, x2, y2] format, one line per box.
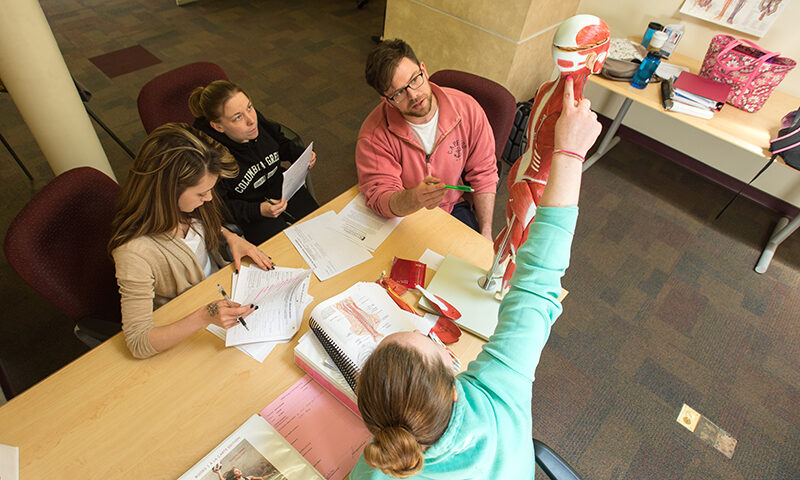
[429, 69, 517, 162]
[0, 359, 15, 401]
[4, 167, 122, 325]
[137, 61, 230, 134]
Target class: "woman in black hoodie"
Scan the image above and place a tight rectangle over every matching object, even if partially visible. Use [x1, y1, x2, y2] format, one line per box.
[190, 80, 318, 245]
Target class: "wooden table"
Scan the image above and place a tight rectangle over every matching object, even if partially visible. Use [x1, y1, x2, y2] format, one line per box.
[586, 53, 800, 273]
[586, 51, 797, 165]
[0, 186, 496, 477]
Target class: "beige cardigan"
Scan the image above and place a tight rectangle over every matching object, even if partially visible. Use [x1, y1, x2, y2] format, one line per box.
[112, 233, 226, 358]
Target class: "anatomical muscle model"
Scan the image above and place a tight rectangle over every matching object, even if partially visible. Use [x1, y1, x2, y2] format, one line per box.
[493, 14, 610, 292]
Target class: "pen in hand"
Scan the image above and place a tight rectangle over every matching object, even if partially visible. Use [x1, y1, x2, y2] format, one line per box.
[425, 181, 474, 192]
[216, 283, 249, 331]
[266, 198, 297, 222]
[443, 184, 473, 192]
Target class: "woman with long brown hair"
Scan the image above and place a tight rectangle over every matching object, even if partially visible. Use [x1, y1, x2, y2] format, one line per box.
[189, 80, 319, 245]
[109, 123, 273, 359]
[351, 77, 602, 479]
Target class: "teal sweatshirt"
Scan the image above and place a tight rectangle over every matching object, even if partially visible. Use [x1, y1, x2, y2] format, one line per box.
[351, 206, 578, 479]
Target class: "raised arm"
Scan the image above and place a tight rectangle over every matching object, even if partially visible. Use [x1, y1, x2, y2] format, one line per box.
[540, 76, 601, 208]
[466, 76, 601, 387]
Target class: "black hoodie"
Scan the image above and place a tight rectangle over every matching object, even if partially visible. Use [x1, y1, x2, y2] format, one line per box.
[194, 111, 304, 225]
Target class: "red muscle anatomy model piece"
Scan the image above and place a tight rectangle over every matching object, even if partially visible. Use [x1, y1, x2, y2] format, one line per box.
[494, 14, 610, 292]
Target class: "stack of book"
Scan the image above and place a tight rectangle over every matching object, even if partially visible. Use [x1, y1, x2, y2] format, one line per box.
[661, 71, 731, 119]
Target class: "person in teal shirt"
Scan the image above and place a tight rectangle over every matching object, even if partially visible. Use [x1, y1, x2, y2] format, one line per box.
[351, 76, 602, 479]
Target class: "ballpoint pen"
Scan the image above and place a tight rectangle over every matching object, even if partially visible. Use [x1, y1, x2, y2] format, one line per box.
[216, 283, 249, 330]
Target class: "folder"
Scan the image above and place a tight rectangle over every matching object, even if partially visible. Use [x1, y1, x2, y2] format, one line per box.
[673, 72, 731, 111]
[661, 80, 714, 119]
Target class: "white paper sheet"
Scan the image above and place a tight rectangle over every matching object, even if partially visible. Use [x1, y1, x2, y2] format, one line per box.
[285, 211, 373, 281]
[282, 142, 313, 201]
[419, 248, 445, 271]
[178, 414, 324, 480]
[206, 324, 278, 362]
[0, 444, 18, 480]
[655, 61, 689, 81]
[336, 194, 402, 252]
[226, 266, 312, 346]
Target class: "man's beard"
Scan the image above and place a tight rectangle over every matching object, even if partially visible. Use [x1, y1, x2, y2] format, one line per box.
[403, 92, 433, 118]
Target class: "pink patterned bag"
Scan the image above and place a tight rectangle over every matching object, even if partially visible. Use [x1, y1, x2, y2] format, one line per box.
[699, 34, 795, 113]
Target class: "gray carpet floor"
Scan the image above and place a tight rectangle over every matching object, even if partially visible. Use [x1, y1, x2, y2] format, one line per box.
[0, 1, 798, 478]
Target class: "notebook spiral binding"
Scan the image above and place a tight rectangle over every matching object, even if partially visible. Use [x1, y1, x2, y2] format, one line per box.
[308, 317, 360, 392]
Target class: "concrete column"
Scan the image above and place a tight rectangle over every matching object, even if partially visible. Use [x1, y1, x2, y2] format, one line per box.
[0, 0, 116, 180]
[383, 0, 581, 101]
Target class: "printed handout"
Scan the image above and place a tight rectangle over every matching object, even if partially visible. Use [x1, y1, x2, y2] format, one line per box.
[206, 324, 278, 362]
[284, 211, 373, 281]
[336, 194, 402, 252]
[225, 266, 312, 346]
[282, 142, 313, 201]
[177, 414, 323, 480]
[0, 443, 18, 480]
[261, 375, 371, 480]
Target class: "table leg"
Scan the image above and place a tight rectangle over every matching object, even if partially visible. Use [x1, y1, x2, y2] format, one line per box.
[583, 97, 633, 171]
[755, 215, 800, 273]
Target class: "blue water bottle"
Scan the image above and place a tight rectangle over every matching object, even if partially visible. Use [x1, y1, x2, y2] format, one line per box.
[630, 51, 662, 89]
[641, 22, 663, 48]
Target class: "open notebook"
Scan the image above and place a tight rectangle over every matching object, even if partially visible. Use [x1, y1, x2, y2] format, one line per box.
[306, 282, 431, 391]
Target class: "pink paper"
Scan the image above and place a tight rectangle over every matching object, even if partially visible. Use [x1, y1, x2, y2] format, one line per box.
[260, 375, 371, 480]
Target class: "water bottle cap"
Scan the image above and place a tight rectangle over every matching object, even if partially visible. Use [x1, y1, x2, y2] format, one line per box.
[650, 31, 668, 49]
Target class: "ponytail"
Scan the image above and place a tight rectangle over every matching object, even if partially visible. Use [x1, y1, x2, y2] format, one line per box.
[187, 80, 247, 122]
[357, 342, 455, 478]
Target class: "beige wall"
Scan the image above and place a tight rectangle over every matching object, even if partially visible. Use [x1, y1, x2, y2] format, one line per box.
[577, 0, 800, 207]
[576, 0, 799, 97]
[383, 0, 580, 100]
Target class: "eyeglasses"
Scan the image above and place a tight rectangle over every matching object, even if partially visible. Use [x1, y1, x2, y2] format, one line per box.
[385, 71, 425, 104]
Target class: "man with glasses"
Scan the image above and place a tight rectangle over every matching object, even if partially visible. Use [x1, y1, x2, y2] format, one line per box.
[356, 39, 497, 239]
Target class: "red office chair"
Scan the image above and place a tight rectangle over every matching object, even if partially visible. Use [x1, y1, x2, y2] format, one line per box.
[4, 167, 122, 347]
[137, 62, 315, 198]
[429, 69, 517, 178]
[137, 61, 230, 134]
[0, 359, 15, 401]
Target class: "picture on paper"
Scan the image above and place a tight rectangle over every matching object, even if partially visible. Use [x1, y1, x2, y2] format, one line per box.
[680, 0, 791, 37]
[198, 439, 286, 480]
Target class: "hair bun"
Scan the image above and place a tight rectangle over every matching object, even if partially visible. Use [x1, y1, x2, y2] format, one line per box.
[364, 426, 424, 478]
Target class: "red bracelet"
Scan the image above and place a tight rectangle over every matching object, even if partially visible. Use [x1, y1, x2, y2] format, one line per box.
[553, 149, 585, 163]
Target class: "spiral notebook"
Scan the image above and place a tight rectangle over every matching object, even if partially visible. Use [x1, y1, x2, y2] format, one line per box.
[307, 282, 429, 391]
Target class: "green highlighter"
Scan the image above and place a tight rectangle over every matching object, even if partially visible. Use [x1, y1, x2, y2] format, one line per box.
[444, 184, 474, 192]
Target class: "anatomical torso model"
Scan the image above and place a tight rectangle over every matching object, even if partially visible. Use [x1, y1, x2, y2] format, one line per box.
[494, 14, 610, 292]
